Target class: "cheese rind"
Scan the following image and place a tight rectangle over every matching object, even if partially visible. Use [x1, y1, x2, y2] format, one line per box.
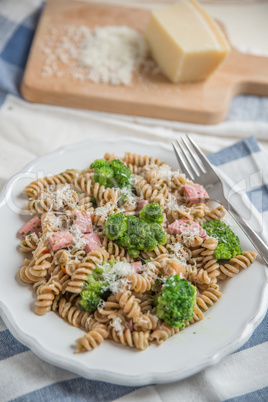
[145, 0, 230, 83]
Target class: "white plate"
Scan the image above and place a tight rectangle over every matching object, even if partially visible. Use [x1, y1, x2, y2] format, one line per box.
[0, 137, 267, 386]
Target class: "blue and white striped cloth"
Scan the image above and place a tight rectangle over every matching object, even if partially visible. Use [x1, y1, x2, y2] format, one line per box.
[0, 1, 267, 401]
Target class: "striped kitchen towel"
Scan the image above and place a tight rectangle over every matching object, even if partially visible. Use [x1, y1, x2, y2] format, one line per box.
[0, 135, 267, 402]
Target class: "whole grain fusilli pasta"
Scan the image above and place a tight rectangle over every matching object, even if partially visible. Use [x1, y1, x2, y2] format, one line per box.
[23, 170, 80, 198]
[17, 151, 257, 354]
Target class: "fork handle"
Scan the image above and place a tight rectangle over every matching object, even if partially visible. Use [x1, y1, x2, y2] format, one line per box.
[225, 203, 268, 266]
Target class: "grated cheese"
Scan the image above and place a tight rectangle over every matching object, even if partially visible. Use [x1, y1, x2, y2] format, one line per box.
[110, 317, 124, 333]
[69, 224, 87, 250]
[140, 262, 159, 282]
[79, 26, 148, 85]
[42, 211, 68, 234]
[101, 261, 134, 294]
[94, 202, 121, 219]
[168, 241, 189, 265]
[41, 25, 150, 86]
[40, 184, 78, 210]
[119, 186, 140, 207]
[143, 163, 186, 182]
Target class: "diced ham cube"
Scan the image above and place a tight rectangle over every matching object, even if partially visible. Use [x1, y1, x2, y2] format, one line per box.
[136, 200, 150, 216]
[168, 218, 207, 239]
[131, 261, 142, 273]
[48, 231, 73, 251]
[72, 209, 92, 233]
[19, 216, 42, 237]
[82, 233, 101, 253]
[184, 184, 209, 204]
[127, 319, 134, 332]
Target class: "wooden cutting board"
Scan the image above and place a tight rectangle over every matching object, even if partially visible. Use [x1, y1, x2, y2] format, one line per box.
[21, 0, 268, 125]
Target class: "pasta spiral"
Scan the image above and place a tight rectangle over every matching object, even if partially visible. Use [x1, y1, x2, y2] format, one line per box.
[78, 193, 94, 211]
[91, 182, 120, 206]
[134, 314, 159, 331]
[82, 247, 109, 270]
[26, 198, 54, 214]
[115, 291, 141, 323]
[65, 262, 93, 294]
[127, 273, 152, 293]
[102, 236, 133, 261]
[121, 198, 137, 216]
[104, 153, 117, 162]
[200, 237, 220, 283]
[189, 268, 210, 285]
[204, 205, 226, 222]
[57, 297, 83, 327]
[76, 324, 109, 352]
[140, 244, 169, 260]
[19, 241, 52, 283]
[219, 251, 257, 280]
[35, 278, 62, 315]
[98, 301, 121, 316]
[133, 292, 153, 314]
[150, 323, 179, 345]
[192, 283, 222, 322]
[20, 233, 39, 253]
[110, 328, 149, 350]
[72, 173, 93, 195]
[23, 169, 79, 198]
[123, 152, 162, 168]
[80, 314, 97, 332]
[134, 176, 166, 207]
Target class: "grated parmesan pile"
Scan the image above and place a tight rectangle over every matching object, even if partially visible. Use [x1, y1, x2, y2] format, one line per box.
[102, 261, 134, 294]
[41, 25, 152, 86]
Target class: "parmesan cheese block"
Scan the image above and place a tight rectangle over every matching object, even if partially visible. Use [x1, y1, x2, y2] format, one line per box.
[145, 0, 230, 83]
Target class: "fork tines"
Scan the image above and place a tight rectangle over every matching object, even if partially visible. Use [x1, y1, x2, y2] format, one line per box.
[172, 135, 212, 181]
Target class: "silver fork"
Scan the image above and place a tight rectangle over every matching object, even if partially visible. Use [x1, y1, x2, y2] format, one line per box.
[172, 135, 268, 265]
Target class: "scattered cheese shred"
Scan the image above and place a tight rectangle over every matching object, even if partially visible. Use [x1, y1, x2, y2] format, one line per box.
[94, 202, 121, 219]
[110, 317, 124, 333]
[69, 225, 87, 250]
[102, 261, 134, 294]
[40, 184, 78, 210]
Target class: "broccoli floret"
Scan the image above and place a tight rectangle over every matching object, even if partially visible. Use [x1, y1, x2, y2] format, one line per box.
[127, 216, 158, 252]
[90, 160, 110, 169]
[144, 236, 158, 252]
[128, 248, 140, 258]
[154, 275, 197, 329]
[92, 264, 106, 280]
[203, 220, 242, 259]
[104, 210, 167, 257]
[80, 289, 102, 313]
[128, 216, 148, 248]
[104, 212, 127, 241]
[117, 233, 131, 248]
[110, 159, 132, 188]
[140, 202, 164, 224]
[93, 165, 114, 187]
[150, 223, 167, 245]
[80, 275, 110, 313]
[90, 158, 132, 189]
